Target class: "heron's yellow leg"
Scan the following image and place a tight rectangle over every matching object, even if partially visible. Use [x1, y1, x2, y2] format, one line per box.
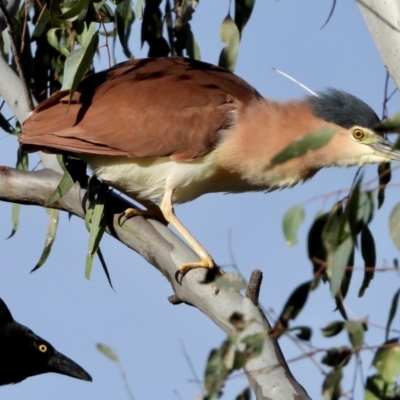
[122, 200, 168, 225]
[160, 186, 224, 279]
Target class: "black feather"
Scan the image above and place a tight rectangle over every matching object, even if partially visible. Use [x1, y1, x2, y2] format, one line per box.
[307, 88, 380, 129]
[0, 298, 92, 385]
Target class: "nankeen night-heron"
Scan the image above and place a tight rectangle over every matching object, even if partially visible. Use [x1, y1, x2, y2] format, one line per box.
[19, 56, 400, 279]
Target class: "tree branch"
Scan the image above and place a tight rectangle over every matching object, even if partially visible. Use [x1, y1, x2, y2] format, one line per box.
[357, 0, 400, 90]
[0, 166, 310, 399]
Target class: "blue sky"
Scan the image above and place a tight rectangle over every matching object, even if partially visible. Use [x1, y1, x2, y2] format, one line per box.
[1, 1, 399, 399]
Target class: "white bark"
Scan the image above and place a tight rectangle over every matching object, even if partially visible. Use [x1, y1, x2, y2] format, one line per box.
[357, 0, 400, 89]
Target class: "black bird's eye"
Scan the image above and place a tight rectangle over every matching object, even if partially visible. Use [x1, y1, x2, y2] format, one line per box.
[38, 344, 47, 353]
[353, 128, 364, 140]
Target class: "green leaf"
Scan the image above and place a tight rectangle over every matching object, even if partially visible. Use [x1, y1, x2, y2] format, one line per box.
[240, 332, 265, 359]
[85, 183, 107, 280]
[322, 367, 342, 400]
[372, 340, 400, 384]
[377, 163, 391, 209]
[7, 204, 20, 239]
[321, 321, 344, 337]
[214, 273, 247, 292]
[323, 206, 354, 296]
[135, 0, 144, 19]
[289, 326, 312, 341]
[386, 289, 400, 341]
[308, 212, 329, 286]
[344, 320, 365, 350]
[116, 0, 134, 59]
[234, 0, 255, 35]
[358, 226, 376, 297]
[49, 0, 64, 25]
[46, 28, 71, 57]
[96, 343, 118, 362]
[184, 25, 201, 60]
[59, 0, 89, 21]
[374, 112, 400, 133]
[269, 127, 336, 167]
[279, 281, 311, 324]
[365, 375, 391, 400]
[31, 209, 59, 272]
[389, 202, 400, 250]
[321, 347, 352, 367]
[283, 204, 305, 246]
[218, 13, 240, 72]
[235, 388, 251, 400]
[45, 155, 75, 206]
[0, 112, 14, 133]
[7, 149, 29, 238]
[204, 344, 231, 400]
[61, 31, 99, 100]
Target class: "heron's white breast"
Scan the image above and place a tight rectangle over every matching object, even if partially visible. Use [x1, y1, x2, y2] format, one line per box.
[82, 152, 222, 204]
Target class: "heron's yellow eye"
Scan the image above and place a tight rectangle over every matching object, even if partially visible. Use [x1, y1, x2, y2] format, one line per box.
[353, 128, 364, 140]
[38, 344, 47, 353]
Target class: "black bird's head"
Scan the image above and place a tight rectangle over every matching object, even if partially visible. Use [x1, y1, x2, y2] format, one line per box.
[0, 298, 92, 386]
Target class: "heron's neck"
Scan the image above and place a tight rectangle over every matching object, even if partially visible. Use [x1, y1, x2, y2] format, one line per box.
[216, 99, 332, 189]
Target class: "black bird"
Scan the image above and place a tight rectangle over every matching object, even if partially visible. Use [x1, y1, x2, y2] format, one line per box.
[0, 298, 92, 385]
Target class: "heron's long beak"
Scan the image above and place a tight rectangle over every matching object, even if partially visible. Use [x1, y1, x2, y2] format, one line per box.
[369, 137, 400, 161]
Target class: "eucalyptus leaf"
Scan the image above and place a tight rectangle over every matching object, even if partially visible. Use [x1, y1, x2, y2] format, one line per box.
[283, 204, 305, 246]
[269, 127, 336, 167]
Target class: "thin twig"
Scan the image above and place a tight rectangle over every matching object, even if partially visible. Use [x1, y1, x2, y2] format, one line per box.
[0, 1, 34, 111]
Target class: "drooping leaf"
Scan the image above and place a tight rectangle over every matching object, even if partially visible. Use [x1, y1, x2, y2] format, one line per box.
[278, 281, 311, 324]
[7, 149, 29, 239]
[374, 112, 400, 133]
[85, 184, 107, 280]
[322, 367, 342, 400]
[45, 155, 75, 206]
[321, 347, 351, 367]
[0, 111, 14, 133]
[269, 127, 336, 167]
[32, 6, 51, 38]
[377, 163, 391, 209]
[321, 321, 344, 337]
[218, 13, 240, 72]
[323, 206, 354, 297]
[320, 0, 337, 29]
[282, 204, 305, 246]
[234, 0, 255, 35]
[344, 320, 365, 350]
[235, 388, 251, 400]
[184, 25, 201, 60]
[31, 208, 59, 272]
[61, 31, 99, 100]
[358, 226, 376, 297]
[116, 0, 134, 59]
[389, 202, 400, 250]
[135, 0, 144, 19]
[386, 289, 400, 341]
[372, 339, 400, 384]
[97, 343, 119, 362]
[46, 28, 71, 57]
[289, 326, 312, 341]
[308, 212, 329, 286]
[59, 0, 89, 21]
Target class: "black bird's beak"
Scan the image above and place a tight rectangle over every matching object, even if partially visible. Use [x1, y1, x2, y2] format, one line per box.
[47, 350, 92, 382]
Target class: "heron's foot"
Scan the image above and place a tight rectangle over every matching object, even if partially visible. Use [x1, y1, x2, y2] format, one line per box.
[119, 206, 168, 225]
[175, 256, 224, 285]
